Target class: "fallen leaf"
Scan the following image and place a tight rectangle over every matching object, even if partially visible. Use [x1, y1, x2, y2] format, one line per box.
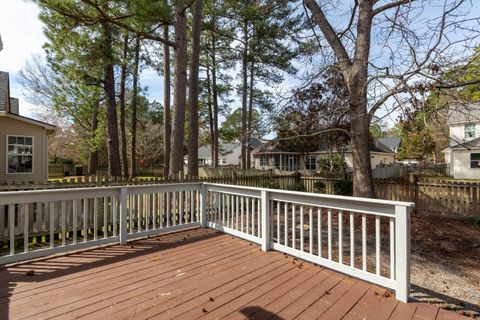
[25, 270, 35, 276]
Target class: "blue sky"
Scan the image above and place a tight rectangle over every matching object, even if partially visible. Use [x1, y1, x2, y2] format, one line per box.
[1, 1, 479, 132]
[0, 1, 170, 118]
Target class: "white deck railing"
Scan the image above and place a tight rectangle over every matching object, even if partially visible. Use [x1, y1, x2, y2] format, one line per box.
[0, 182, 413, 302]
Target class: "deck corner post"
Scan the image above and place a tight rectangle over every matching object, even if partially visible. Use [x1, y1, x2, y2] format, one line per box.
[119, 187, 128, 245]
[261, 190, 270, 251]
[200, 184, 207, 227]
[395, 204, 411, 303]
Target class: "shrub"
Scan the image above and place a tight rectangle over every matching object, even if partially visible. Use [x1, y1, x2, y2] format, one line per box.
[313, 181, 326, 193]
[334, 180, 353, 196]
[317, 155, 347, 172]
[260, 178, 280, 189]
[287, 182, 305, 192]
[470, 215, 480, 227]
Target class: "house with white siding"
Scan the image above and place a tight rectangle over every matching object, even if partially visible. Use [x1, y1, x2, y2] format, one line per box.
[443, 103, 480, 179]
[0, 71, 55, 183]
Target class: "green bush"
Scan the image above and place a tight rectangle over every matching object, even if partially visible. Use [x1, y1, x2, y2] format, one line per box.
[260, 178, 280, 189]
[470, 215, 480, 227]
[313, 181, 326, 193]
[334, 180, 353, 196]
[317, 155, 347, 172]
[287, 182, 305, 192]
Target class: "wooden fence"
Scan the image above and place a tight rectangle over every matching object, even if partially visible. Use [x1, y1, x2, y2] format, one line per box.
[2, 173, 478, 217]
[375, 179, 480, 217]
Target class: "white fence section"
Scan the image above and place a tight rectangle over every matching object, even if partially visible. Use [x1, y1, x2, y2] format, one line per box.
[0, 182, 413, 302]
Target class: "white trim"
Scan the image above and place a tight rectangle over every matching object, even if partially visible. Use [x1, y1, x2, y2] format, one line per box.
[127, 223, 201, 240]
[0, 236, 120, 265]
[4, 112, 55, 130]
[6, 135, 35, 175]
[271, 242, 396, 290]
[208, 222, 262, 244]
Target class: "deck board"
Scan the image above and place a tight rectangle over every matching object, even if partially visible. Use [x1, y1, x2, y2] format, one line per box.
[0, 228, 470, 320]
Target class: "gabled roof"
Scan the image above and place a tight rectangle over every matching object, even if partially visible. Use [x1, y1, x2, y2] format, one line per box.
[376, 137, 401, 152]
[447, 103, 480, 124]
[197, 143, 239, 159]
[251, 140, 300, 154]
[252, 138, 397, 155]
[249, 137, 263, 149]
[196, 138, 264, 159]
[449, 137, 480, 150]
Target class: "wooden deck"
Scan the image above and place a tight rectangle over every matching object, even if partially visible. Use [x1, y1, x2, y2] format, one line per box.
[0, 228, 468, 320]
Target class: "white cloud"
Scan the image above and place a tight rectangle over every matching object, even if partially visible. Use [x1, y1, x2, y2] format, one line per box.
[0, 1, 46, 118]
[0, 1, 46, 72]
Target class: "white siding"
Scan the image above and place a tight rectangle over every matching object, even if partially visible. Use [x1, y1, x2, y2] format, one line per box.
[450, 122, 480, 145]
[451, 149, 480, 179]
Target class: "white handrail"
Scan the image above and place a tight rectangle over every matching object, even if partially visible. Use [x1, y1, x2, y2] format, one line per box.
[0, 182, 412, 302]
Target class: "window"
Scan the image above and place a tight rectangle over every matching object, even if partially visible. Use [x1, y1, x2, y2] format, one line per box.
[7, 136, 33, 173]
[260, 156, 268, 167]
[305, 155, 316, 170]
[221, 158, 227, 165]
[465, 123, 476, 140]
[470, 153, 480, 168]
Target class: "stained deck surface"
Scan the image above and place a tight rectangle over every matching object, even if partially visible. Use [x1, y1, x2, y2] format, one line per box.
[0, 228, 468, 320]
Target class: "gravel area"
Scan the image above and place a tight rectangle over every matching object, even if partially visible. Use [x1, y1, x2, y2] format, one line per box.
[409, 215, 480, 319]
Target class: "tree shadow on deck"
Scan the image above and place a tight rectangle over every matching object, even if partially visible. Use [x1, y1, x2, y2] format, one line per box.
[0, 227, 221, 320]
[239, 306, 285, 320]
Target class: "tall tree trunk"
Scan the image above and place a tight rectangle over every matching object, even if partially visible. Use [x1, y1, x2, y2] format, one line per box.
[348, 0, 375, 197]
[350, 96, 374, 197]
[240, 19, 248, 170]
[211, 32, 219, 168]
[88, 100, 99, 174]
[163, 25, 171, 177]
[119, 33, 129, 178]
[187, 0, 203, 177]
[247, 60, 254, 169]
[206, 65, 215, 166]
[102, 22, 121, 177]
[169, 4, 188, 178]
[130, 35, 141, 178]
[305, 0, 375, 197]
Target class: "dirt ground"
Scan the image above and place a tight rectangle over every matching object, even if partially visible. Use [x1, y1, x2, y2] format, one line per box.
[409, 214, 480, 318]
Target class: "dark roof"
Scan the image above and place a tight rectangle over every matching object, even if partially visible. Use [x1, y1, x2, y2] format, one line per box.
[447, 103, 480, 124]
[376, 137, 401, 152]
[450, 137, 480, 149]
[252, 138, 396, 154]
[250, 137, 263, 149]
[197, 142, 239, 159]
[251, 140, 300, 154]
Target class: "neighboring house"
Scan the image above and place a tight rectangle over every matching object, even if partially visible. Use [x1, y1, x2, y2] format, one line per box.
[186, 138, 263, 167]
[252, 138, 399, 172]
[0, 71, 55, 183]
[443, 103, 480, 179]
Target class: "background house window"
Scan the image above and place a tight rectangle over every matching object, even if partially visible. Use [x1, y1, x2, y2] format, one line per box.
[470, 153, 480, 168]
[260, 156, 268, 166]
[7, 136, 33, 173]
[305, 156, 316, 170]
[465, 123, 476, 140]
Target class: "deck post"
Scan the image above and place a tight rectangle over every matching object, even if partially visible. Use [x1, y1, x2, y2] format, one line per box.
[261, 190, 270, 251]
[200, 184, 207, 227]
[395, 205, 411, 302]
[119, 187, 128, 245]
